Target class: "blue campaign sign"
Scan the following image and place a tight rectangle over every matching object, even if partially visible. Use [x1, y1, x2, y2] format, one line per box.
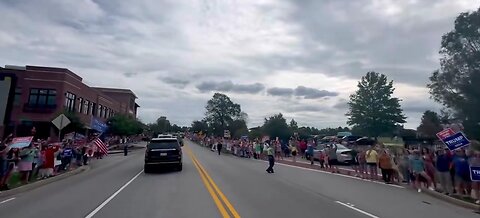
[91, 117, 108, 133]
[470, 166, 480, 182]
[442, 132, 470, 151]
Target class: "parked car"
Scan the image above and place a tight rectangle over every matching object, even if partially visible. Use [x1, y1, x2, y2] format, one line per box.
[312, 143, 353, 164]
[342, 135, 363, 144]
[355, 137, 375, 146]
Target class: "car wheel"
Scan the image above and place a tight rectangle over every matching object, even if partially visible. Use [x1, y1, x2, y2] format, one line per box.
[177, 164, 183, 171]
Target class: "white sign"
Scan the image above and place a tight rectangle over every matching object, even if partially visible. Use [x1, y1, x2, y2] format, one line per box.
[52, 114, 71, 130]
[224, 130, 231, 138]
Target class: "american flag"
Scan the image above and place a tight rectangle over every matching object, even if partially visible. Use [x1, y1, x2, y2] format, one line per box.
[93, 138, 109, 155]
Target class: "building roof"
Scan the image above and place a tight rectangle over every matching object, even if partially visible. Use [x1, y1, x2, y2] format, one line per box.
[92, 87, 138, 98]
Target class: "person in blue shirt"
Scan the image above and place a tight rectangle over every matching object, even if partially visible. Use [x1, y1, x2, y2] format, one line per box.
[306, 140, 315, 165]
[452, 149, 471, 196]
[436, 149, 453, 194]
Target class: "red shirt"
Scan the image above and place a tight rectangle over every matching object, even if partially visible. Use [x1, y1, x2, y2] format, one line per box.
[42, 146, 59, 169]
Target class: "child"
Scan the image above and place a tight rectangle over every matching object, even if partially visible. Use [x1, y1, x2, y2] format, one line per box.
[319, 151, 326, 168]
[324, 150, 330, 170]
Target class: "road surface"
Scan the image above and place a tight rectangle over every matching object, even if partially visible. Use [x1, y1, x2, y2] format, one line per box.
[0, 140, 478, 218]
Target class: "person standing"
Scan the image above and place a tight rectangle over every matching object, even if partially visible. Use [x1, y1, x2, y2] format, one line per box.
[82, 146, 89, 165]
[436, 149, 453, 195]
[254, 141, 261, 159]
[410, 150, 434, 192]
[18, 145, 35, 184]
[0, 135, 12, 190]
[397, 149, 411, 184]
[365, 145, 379, 180]
[290, 143, 298, 163]
[306, 140, 315, 165]
[468, 143, 480, 204]
[378, 149, 393, 184]
[357, 148, 367, 179]
[328, 144, 340, 173]
[266, 143, 275, 174]
[217, 140, 223, 155]
[123, 144, 128, 156]
[350, 146, 360, 177]
[452, 149, 471, 197]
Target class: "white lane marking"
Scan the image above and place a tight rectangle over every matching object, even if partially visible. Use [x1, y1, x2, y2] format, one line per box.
[335, 201, 379, 218]
[85, 170, 143, 218]
[0, 197, 15, 204]
[254, 159, 404, 189]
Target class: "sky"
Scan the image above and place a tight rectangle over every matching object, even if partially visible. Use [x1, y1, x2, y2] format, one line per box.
[1, 0, 479, 129]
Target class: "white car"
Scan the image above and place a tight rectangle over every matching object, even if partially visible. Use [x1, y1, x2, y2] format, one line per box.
[313, 143, 353, 164]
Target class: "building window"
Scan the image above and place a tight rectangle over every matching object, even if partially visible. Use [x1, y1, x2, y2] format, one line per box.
[28, 88, 56, 107]
[83, 100, 89, 114]
[97, 104, 103, 117]
[14, 87, 22, 106]
[65, 92, 76, 112]
[78, 98, 83, 113]
[91, 102, 96, 116]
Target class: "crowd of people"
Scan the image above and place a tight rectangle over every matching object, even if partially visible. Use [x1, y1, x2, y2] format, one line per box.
[190, 134, 480, 203]
[0, 133, 109, 191]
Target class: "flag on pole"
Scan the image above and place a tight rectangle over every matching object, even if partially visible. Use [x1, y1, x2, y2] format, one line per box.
[93, 138, 109, 155]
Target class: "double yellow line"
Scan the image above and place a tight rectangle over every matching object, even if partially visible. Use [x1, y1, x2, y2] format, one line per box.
[185, 146, 241, 218]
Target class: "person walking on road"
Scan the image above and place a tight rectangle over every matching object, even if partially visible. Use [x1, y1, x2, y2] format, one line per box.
[366, 145, 379, 180]
[266, 142, 275, 173]
[217, 141, 223, 155]
[410, 150, 434, 192]
[123, 144, 128, 156]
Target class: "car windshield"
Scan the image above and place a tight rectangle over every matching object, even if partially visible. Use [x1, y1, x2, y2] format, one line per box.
[148, 140, 179, 149]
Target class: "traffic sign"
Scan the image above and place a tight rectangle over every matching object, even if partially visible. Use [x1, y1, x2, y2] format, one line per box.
[442, 132, 470, 151]
[52, 114, 71, 130]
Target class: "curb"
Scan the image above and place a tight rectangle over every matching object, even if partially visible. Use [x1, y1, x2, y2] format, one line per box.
[0, 165, 90, 198]
[422, 189, 480, 211]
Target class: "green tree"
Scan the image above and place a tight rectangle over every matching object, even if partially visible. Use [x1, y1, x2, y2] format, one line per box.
[262, 113, 292, 141]
[190, 120, 209, 133]
[228, 119, 249, 138]
[108, 115, 144, 136]
[417, 110, 443, 139]
[289, 119, 298, 132]
[205, 93, 242, 136]
[61, 110, 85, 134]
[347, 72, 406, 139]
[428, 8, 480, 139]
[248, 126, 263, 140]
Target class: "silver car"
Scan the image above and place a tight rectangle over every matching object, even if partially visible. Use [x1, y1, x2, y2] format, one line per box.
[313, 143, 353, 164]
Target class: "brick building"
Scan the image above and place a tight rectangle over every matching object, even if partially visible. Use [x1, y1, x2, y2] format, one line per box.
[0, 65, 139, 139]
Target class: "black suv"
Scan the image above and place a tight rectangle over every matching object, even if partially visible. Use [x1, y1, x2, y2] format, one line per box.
[144, 138, 182, 173]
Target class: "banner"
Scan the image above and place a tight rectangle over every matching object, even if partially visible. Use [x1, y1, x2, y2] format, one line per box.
[436, 128, 455, 140]
[91, 117, 108, 133]
[470, 166, 480, 182]
[442, 132, 470, 151]
[9, 136, 34, 148]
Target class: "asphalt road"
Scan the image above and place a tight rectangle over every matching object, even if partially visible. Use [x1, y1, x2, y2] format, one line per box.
[0, 139, 478, 218]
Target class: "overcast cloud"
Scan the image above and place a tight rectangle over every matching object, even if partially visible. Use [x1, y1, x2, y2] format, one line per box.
[1, 0, 479, 128]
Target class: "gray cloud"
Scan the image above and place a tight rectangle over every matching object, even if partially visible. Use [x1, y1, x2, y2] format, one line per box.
[266, 87, 294, 96]
[161, 77, 190, 88]
[196, 81, 265, 94]
[267, 86, 338, 99]
[294, 86, 338, 99]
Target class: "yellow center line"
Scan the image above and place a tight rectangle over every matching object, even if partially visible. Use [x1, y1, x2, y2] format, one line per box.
[185, 145, 241, 218]
[186, 147, 231, 218]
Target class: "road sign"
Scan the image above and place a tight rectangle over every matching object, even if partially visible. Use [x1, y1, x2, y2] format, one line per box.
[224, 130, 231, 138]
[442, 132, 470, 151]
[436, 128, 455, 140]
[471, 166, 480, 182]
[52, 114, 71, 130]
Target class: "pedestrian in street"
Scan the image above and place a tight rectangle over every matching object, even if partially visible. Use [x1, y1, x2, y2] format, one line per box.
[217, 141, 223, 155]
[266, 142, 275, 174]
[123, 144, 128, 156]
[365, 145, 379, 180]
[378, 149, 393, 184]
[435, 148, 454, 195]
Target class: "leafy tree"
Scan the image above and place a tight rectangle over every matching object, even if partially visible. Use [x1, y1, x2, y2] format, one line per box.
[417, 110, 443, 139]
[205, 93, 242, 136]
[228, 119, 249, 138]
[248, 126, 263, 140]
[347, 72, 406, 138]
[289, 119, 298, 132]
[191, 120, 209, 133]
[262, 113, 292, 141]
[108, 114, 144, 136]
[428, 8, 480, 139]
